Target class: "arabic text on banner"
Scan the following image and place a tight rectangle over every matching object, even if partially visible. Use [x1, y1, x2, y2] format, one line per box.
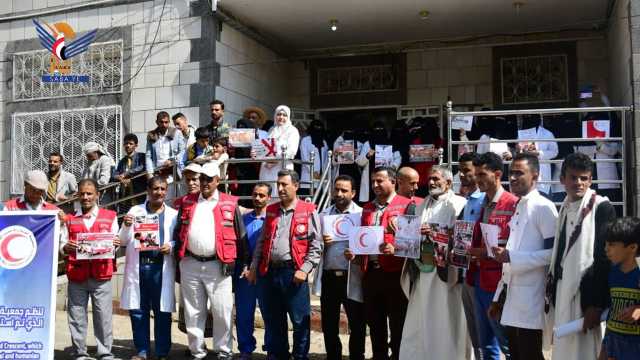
[0, 211, 60, 360]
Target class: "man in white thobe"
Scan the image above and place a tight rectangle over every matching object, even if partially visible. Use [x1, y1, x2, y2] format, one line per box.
[399, 165, 469, 360]
[547, 152, 616, 360]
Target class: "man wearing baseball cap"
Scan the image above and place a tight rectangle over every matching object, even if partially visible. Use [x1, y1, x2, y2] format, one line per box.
[4, 170, 62, 211]
[3, 170, 68, 250]
[173, 162, 245, 359]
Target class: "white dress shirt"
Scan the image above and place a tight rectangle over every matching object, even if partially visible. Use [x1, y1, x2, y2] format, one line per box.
[187, 191, 219, 256]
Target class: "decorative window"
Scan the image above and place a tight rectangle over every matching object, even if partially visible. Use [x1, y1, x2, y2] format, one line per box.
[11, 106, 122, 194]
[12, 40, 123, 101]
[317, 65, 399, 95]
[500, 54, 569, 105]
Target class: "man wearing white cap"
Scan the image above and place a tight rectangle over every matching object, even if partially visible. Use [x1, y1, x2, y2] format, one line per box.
[4, 170, 62, 212]
[174, 162, 245, 359]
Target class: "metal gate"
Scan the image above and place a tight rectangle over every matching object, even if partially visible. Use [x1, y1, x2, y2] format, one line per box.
[11, 106, 122, 194]
[445, 103, 632, 215]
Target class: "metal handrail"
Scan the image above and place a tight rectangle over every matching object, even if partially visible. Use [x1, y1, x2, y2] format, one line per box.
[450, 137, 623, 144]
[312, 151, 333, 205]
[446, 102, 630, 215]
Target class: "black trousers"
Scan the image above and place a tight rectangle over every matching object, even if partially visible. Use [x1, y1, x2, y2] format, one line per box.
[363, 268, 408, 360]
[320, 270, 366, 360]
[504, 326, 544, 360]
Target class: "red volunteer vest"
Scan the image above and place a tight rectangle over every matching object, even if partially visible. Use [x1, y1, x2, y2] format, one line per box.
[65, 208, 117, 283]
[466, 191, 518, 292]
[176, 192, 239, 264]
[259, 200, 316, 276]
[360, 194, 411, 273]
[4, 198, 60, 211]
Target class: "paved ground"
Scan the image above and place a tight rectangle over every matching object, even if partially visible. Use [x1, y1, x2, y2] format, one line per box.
[54, 310, 373, 359]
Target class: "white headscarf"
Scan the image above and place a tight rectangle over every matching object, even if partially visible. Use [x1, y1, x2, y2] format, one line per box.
[83, 141, 115, 166]
[268, 105, 293, 140]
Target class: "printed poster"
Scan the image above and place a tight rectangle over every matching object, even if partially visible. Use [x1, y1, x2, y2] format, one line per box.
[322, 213, 361, 242]
[334, 140, 355, 164]
[374, 145, 393, 167]
[582, 120, 610, 139]
[394, 215, 421, 259]
[228, 128, 255, 147]
[479, 223, 501, 259]
[349, 226, 384, 255]
[429, 223, 450, 267]
[518, 127, 537, 150]
[451, 115, 473, 131]
[75, 233, 115, 260]
[0, 211, 60, 360]
[451, 220, 474, 269]
[251, 138, 278, 158]
[409, 144, 436, 162]
[133, 215, 160, 251]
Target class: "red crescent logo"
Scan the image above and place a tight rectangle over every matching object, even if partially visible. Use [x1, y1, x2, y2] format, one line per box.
[586, 121, 606, 138]
[358, 232, 368, 248]
[0, 226, 37, 270]
[1, 233, 24, 262]
[334, 218, 350, 238]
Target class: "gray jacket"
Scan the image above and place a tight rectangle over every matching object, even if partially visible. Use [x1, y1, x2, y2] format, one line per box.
[48, 170, 78, 201]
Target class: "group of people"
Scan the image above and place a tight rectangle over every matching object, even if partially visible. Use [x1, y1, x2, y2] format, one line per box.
[3, 145, 639, 360]
[0, 92, 636, 360]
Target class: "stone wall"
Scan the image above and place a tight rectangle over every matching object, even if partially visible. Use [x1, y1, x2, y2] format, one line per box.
[214, 22, 299, 122]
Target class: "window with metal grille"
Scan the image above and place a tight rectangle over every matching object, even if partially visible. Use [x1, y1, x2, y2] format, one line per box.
[11, 106, 122, 194]
[12, 40, 123, 101]
[500, 54, 569, 105]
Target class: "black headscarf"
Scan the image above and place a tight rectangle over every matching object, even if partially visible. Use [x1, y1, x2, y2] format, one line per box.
[369, 121, 389, 148]
[307, 120, 326, 150]
[391, 121, 410, 165]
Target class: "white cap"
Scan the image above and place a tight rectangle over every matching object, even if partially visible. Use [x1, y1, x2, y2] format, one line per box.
[200, 162, 220, 178]
[25, 170, 49, 191]
[183, 162, 202, 174]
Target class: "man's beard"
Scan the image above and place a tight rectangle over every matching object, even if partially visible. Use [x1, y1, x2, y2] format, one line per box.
[429, 187, 445, 197]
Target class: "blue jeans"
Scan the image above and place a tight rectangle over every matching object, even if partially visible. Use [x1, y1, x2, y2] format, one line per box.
[603, 331, 640, 360]
[473, 276, 510, 360]
[233, 265, 271, 354]
[129, 262, 172, 357]
[261, 266, 311, 360]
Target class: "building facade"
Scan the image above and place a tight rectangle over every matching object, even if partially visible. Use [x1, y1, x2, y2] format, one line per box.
[0, 0, 638, 212]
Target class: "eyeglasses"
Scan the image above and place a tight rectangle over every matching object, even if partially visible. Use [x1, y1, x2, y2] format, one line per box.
[200, 175, 216, 183]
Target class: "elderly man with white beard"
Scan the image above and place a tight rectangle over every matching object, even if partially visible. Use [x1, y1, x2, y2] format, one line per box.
[399, 165, 470, 360]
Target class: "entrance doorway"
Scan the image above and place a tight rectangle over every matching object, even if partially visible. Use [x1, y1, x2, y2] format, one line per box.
[319, 107, 398, 146]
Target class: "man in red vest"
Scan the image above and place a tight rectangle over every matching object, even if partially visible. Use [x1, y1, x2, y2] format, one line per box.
[174, 162, 244, 360]
[345, 166, 412, 360]
[466, 152, 518, 360]
[246, 169, 322, 360]
[4, 170, 62, 212]
[60, 178, 120, 360]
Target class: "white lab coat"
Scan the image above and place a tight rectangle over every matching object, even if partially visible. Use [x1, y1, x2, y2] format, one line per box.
[595, 142, 621, 189]
[517, 126, 558, 194]
[119, 203, 178, 313]
[299, 136, 329, 189]
[492, 190, 558, 331]
[355, 141, 402, 203]
[259, 124, 300, 197]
